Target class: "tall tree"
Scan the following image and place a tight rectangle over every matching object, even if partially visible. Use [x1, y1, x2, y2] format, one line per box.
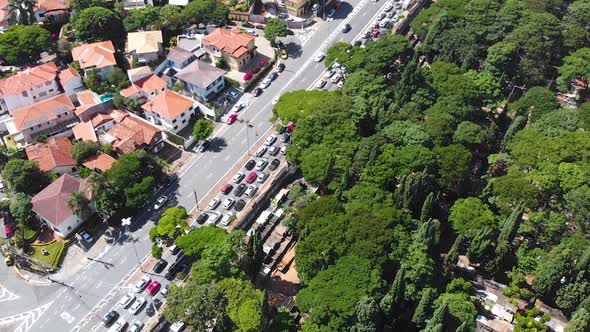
[558, 47, 590, 91]
[67, 192, 91, 219]
[380, 265, 406, 323]
[71, 141, 99, 163]
[444, 235, 463, 278]
[351, 297, 382, 332]
[264, 18, 288, 47]
[0, 25, 51, 66]
[164, 282, 229, 331]
[73, 7, 126, 47]
[192, 119, 214, 141]
[420, 192, 435, 223]
[10, 193, 34, 226]
[412, 288, 438, 329]
[2, 159, 49, 195]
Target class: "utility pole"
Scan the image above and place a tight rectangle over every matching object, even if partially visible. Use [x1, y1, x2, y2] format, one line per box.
[192, 189, 199, 211]
[122, 217, 145, 273]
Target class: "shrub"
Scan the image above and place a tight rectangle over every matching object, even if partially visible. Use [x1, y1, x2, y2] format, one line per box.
[151, 244, 162, 259]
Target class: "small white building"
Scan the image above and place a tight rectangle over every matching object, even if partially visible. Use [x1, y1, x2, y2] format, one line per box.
[142, 90, 198, 134]
[58, 67, 83, 99]
[127, 30, 164, 64]
[32, 174, 94, 238]
[71, 41, 117, 80]
[120, 74, 167, 103]
[0, 62, 60, 115]
[127, 66, 153, 83]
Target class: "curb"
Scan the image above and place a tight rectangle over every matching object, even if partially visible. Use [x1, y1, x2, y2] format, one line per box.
[13, 266, 52, 286]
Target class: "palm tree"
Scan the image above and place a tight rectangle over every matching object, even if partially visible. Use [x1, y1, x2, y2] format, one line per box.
[8, 0, 36, 25]
[68, 192, 91, 220]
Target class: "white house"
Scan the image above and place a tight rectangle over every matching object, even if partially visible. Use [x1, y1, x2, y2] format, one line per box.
[120, 74, 167, 103]
[32, 174, 94, 238]
[58, 67, 84, 99]
[0, 62, 60, 115]
[71, 41, 117, 80]
[142, 90, 197, 134]
[127, 30, 164, 64]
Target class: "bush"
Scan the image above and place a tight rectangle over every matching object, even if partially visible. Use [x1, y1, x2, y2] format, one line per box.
[152, 243, 162, 259]
[165, 131, 185, 145]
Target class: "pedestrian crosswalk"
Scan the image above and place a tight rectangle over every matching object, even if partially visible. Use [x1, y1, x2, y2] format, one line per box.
[0, 302, 53, 332]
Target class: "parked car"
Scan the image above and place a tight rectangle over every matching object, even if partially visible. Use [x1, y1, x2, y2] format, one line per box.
[232, 172, 245, 183]
[102, 310, 119, 327]
[154, 298, 163, 309]
[255, 159, 268, 171]
[207, 197, 221, 210]
[170, 321, 186, 332]
[223, 198, 235, 209]
[234, 199, 247, 211]
[170, 244, 181, 255]
[315, 52, 325, 62]
[280, 133, 290, 142]
[197, 212, 209, 224]
[265, 135, 277, 146]
[221, 213, 235, 226]
[226, 113, 237, 125]
[325, 69, 335, 78]
[255, 146, 267, 157]
[257, 172, 270, 183]
[269, 72, 278, 81]
[242, 22, 254, 28]
[146, 281, 161, 296]
[316, 79, 327, 89]
[129, 297, 146, 315]
[145, 303, 156, 316]
[280, 146, 287, 155]
[128, 321, 144, 332]
[252, 87, 263, 97]
[199, 140, 211, 152]
[80, 231, 93, 243]
[231, 101, 246, 113]
[377, 12, 385, 20]
[384, 3, 393, 11]
[327, 8, 335, 19]
[341, 23, 351, 32]
[268, 146, 280, 156]
[134, 276, 151, 293]
[207, 212, 221, 224]
[154, 196, 168, 210]
[260, 77, 272, 89]
[331, 73, 342, 83]
[221, 183, 233, 195]
[161, 284, 170, 297]
[152, 259, 167, 273]
[226, 90, 239, 101]
[108, 318, 127, 332]
[234, 183, 247, 196]
[245, 185, 258, 197]
[270, 159, 281, 170]
[276, 63, 286, 72]
[245, 171, 257, 184]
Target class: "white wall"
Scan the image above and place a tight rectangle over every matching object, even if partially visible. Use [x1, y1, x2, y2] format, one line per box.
[62, 77, 84, 99]
[1, 79, 60, 114]
[144, 106, 196, 134]
[83, 65, 114, 80]
[51, 214, 81, 238]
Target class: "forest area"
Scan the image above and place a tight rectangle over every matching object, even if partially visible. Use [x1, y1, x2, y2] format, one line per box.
[268, 0, 590, 330]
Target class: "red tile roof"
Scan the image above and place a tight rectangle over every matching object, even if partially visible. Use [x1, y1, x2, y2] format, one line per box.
[107, 116, 162, 154]
[0, 62, 58, 95]
[32, 174, 91, 227]
[11, 93, 75, 131]
[202, 28, 255, 58]
[71, 41, 117, 70]
[58, 67, 81, 83]
[120, 74, 166, 98]
[72, 120, 97, 142]
[25, 137, 77, 172]
[83, 152, 116, 172]
[142, 90, 194, 120]
[34, 0, 67, 11]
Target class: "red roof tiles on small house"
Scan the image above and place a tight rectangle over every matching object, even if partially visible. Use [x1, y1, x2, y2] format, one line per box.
[141, 90, 194, 121]
[83, 152, 116, 172]
[26, 137, 77, 172]
[11, 93, 75, 131]
[106, 116, 162, 154]
[58, 67, 81, 83]
[71, 41, 117, 70]
[0, 62, 58, 95]
[120, 74, 166, 98]
[202, 28, 255, 58]
[32, 174, 91, 227]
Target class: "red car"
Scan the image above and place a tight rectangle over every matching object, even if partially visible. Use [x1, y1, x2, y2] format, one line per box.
[227, 114, 237, 125]
[4, 225, 12, 238]
[146, 281, 161, 296]
[245, 171, 257, 184]
[371, 29, 380, 38]
[221, 183, 233, 195]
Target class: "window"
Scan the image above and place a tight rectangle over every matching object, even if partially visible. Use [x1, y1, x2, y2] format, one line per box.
[182, 119, 186, 124]
[181, 112, 185, 117]
[172, 119, 177, 124]
[173, 125, 178, 130]
[48, 89, 54, 92]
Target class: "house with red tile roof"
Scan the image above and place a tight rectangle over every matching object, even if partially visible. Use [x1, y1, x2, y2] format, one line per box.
[142, 90, 197, 134]
[0, 62, 60, 114]
[26, 136, 77, 174]
[71, 41, 117, 79]
[32, 173, 94, 238]
[83, 152, 116, 172]
[120, 74, 166, 102]
[101, 113, 164, 154]
[33, 0, 69, 24]
[72, 109, 125, 143]
[202, 27, 256, 71]
[58, 67, 83, 98]
[6, 93, 78, 147]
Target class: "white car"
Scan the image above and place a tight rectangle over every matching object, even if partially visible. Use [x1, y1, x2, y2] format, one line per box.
[118, 292, 136, 308]
[324, 69, 335, 78]
[223, 198, 235, 209]
[247, 29, 257, 36]
[255, 159, 268, 171]
[260, 77, 272, 89]
[207, 212, 221, 224]
[255, 145, 267, 157]
[331, 73, 342, 83]
[257, 172, 270, 183]
[337, 80, 345, 88]
[384, 3, 393, 11]
[221, 213, 235, 226]
[379, 19, 390, 28]
[207, 197, 221, 210]
[154, 196, 168, 210]
[231, 101, 246, 113]
[129, 297, 146, 314]
[128, 321, 144, 332]
[232, 172, 245, 183]
[134, 276, 151, 293]
[170, 321, 186, 332]
[280, 146, 287, 155]
[268, 145, 280, 156]
[109, 318, 127, 332]
[265, 135, 277, 146]
[314, 52, 325, 62]
[316, 79, 327, 89]
[245, 185, 258, 197]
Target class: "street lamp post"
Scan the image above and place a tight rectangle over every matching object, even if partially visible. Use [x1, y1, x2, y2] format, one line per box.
[121, 217, 145, 273]
[193, 189, 199, 211]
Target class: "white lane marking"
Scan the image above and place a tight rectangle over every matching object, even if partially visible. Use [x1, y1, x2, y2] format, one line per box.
[0, 286, 19, 303]
[0, 302, 54, 332]
[94, 282, 103, 289]
[224, 155, 231, 161]
[119, 256, 127, 265]
[206, 172, 214, 179]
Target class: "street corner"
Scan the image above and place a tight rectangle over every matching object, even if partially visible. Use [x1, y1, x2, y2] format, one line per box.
[13, 266, 53, 286]
[0, 301, 54, 332]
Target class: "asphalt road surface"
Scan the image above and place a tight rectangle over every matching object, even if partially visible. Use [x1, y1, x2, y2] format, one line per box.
[0, 0, 402, 331]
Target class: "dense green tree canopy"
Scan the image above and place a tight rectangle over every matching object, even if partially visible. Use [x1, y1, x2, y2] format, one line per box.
[73, 7, 126, 47]
[0, 25, 51, 66]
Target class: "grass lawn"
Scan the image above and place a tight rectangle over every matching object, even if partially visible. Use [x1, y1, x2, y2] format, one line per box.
[24, 226, 39, 242]
[29, 240, 66, 269]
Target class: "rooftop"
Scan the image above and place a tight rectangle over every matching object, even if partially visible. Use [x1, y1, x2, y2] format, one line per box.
[71, 41, 117, 70]
[106, 115, 162, 154]
[202, 28, 255, 58]
[72, 120, 97, 142]
[34, 0, 67, 11]
[127, 30, 163, 54]
[0, 62, 58, 95]
[25, 136, 77, 172]
[58, 67, 81, 83]
[83, 152, 116, 172]
[142, 90, 194, 120]
[120, 74, 167, 98]
[174, 60, 226, 88]
[166, 47, 194, 64]
[11, 93, 75, 131]
[32, 174, 91, 227]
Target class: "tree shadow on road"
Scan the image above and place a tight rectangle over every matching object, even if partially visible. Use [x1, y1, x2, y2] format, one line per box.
[208, 137, 228, 153]
[286, 43, 303, 59]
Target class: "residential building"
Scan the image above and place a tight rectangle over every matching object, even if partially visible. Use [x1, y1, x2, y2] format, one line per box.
[6, 93, 78, 147]
[286, 0, 307, 17]
[83, 152, 116, 172]
[31, 174, 94, 238]
[72, 109, 124, 142]
[0, 62, 60, 115]
[177, 34, 207, 59]
[58, 67, 83, 99]
[101, 114, 164, 154]
[174, 60, 226, 101]
[75, 90, 110, 122]
[25, 136, 77, 174]
[154, 47, 197, 86]
[0, 0, 13, 30]
[202, 27, 256, 71]
[120, 74, 167, 102]
[33, 0, 69, 24]
[71, 41, 117, 79]
[122, 0, 152, 10]
[142, 90, 197, 134]
[127, 66, 153, 83]
[127, 30, 164, 64]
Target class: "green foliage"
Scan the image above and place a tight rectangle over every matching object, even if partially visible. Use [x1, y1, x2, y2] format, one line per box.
[273, 90, 341, 123]
[215, 278, 266, 331]
[71, 141, 99, 163]
[514, 308, 550, 332]
[67, 191, 92, 219]
[558, 48, 590, 91]
[567, 308, 590, 332]
[151, 243, 162, 259]
[264, 18, 287, 45]
[2, 159, 49, 195]
[164, 282, 229, 331]
[453, 121, 489, 145]
[175, 225, 227, 257]
[10, 193, 34, 226]
[151, 207, 189, 242]
[73, 7, 125, 47]
[107, 67, 130, 90]
[0, 25, 51, 66]
[449, 198, 496, 238]
[181, 0, 228, 25]
[124, 176, 154, 208]
[192, 118, 214, 141]
[123, 5, 160, 31]
[412, 288, 438, 329]
[159, 5, 183, 30]
[351, 297, 382, 332]
[509, 86, 558, 120]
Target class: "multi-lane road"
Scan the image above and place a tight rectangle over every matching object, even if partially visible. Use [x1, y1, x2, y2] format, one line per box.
[0, 0, 403, 331]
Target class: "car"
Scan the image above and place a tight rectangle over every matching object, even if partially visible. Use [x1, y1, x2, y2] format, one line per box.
[272, 96, 280, 104]
[331, 73, 342, 83]
[316, 79, 328, 89]
[4, 255, 14, 266]
[377, 12, 385, 20]
[134, 275, 151, 293]
[109, 318, 127, 332]
[252, 87, 263, 97]
[208, 197, 221, 210]
[152, 259, 167, 273]
[145, 303, 156, 316]
[255, 24, 265, 29]
[223, 198, 235, 209]
[260, 77, 272, 89]
[221, 183, 233, 195]
[128, 321, 144, 332]
[245, 185, 258, 197]
[245, 160, 256, 170]
[280, 48, 288, 59]
[80, 231, 93, 243]
[395, 2, 401, 8]
[363, 30, 372, 39]
[270, 159, 281, 170]
[197, 212, 209, 224]
[379, 19, 390, 28]
[170, 321, 186, 332]
[384, 3, 393, 11]
[4, 225, 12, 238]
[146, 281, 161, 296]
[226, 113, 237, 125]
[268, 146, 280, 156]
[221, 213, 235, 226]
[226, 90, 239, 101]
[232, 172, 245, 183]
[286, 29, 295, 35]
[280, 146, 287, 155]
[341, 23, 351, 32]
[387, 11, 394, 18]
[257, 172, 270, 183]
[280, 133, 290, 142]
[154, 196, 168, 210]
[154, 298, 163, 308]
[255, 145, 267, 157]
[234, 183, 247, 196]
[129, 297, 146, 315]
[102, 310, 119, 327]
[324, 69, 335, 78]
[161, 284, 170, 297]
[338, 80, 344, 88]
[265, 135, 277, 146]
[327, 8, 335, 19]
[269, 72, 278, 81]
[231, 101, 246, 113]
[170, 244, 181, 255]
[353, 40, 362, 47]
[245, 171, 257, 184]
[242, 22, 254, 28]
[278, 13, 288, 19]
[371, 29, 380, 38]
[314, 52, 325, 62]
[199, 140, 211, 152]
[207, 212, 221, 224]
[255, 159, 268, 171]
[234, 199, 247, 211]
[276, 63, 286, 72]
